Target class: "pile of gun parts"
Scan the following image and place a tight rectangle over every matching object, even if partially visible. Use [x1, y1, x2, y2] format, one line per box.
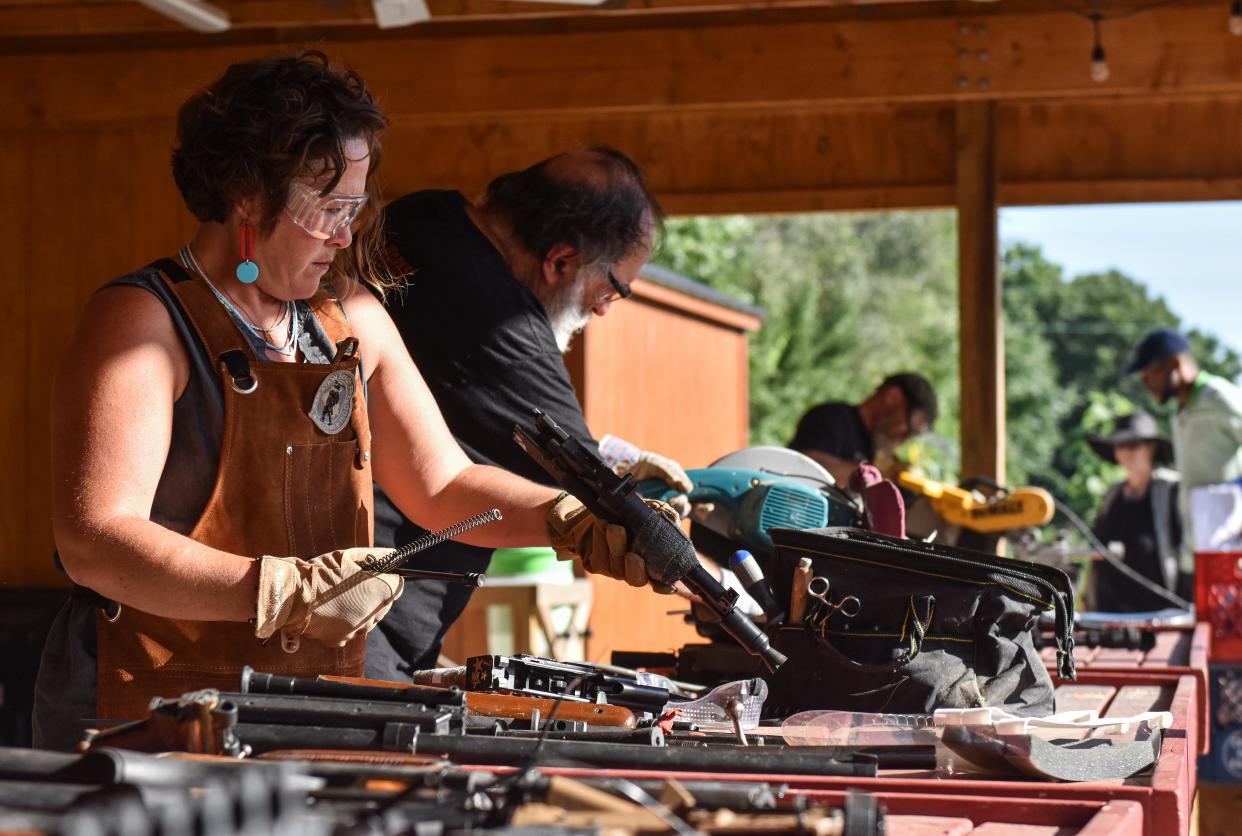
[2, 655, 890, 835]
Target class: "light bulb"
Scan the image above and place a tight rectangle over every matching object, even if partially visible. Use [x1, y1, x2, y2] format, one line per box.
[1090, 45, 1110, 83]
[1231, 1, 1242, 36]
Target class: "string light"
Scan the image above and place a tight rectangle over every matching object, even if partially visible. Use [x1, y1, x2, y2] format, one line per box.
[1231, 0, 1242, 36]
[1089, 14, 1110, 82]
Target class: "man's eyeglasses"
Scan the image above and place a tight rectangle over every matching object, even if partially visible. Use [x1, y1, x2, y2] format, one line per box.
[603, 269, 633, 304]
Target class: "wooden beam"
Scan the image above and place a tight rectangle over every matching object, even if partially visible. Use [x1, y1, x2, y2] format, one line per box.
[1002, 177, 1242, 206]
[956, 99, 1003, 485]
[0, 0, 1143, 41]
[5, 5, 1242, 129]
[381, 103, 957, 211]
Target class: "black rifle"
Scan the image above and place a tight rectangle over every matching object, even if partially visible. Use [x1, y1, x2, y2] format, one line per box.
[406, 732, 878, 777]
[83, 688, 466, 756]
[514, 408, 787, 672]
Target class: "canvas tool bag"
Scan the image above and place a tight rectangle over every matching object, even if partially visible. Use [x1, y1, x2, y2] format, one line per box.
[763, 527, 1076, 717]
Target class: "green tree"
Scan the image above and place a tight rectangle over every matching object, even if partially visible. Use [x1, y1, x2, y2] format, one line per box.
[656, 211, 961, 475]
[655, 214, 1240, 524]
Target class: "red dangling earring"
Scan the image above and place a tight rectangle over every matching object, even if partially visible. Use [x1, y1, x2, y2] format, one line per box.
[236, 220, 260, 284]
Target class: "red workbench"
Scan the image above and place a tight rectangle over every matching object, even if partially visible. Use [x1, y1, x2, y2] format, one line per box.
[512, 626, 1209, 834]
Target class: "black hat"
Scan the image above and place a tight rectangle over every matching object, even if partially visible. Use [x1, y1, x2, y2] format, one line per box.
[1126, 327, 1191, 374]
[1086, 411, 1173, 465]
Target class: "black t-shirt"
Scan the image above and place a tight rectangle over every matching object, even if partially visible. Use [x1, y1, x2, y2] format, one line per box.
[368, 190, 597, 676]
[1092, 486, 1180, 612]
[788, 401, 874, 463]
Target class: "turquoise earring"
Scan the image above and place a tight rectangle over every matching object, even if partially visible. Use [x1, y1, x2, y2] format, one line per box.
[236, 220, 259, 284]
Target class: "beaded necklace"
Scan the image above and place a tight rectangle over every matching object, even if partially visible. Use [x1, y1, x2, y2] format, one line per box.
[180, 245, 301, 356]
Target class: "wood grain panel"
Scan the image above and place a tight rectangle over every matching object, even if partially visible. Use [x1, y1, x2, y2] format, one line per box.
[7, 6, 1242, 130]
[0, 138, 31, 588]
[998, 96, 1242, 204]
[382, 104, 958, 214]
[25, 132, 84, 587]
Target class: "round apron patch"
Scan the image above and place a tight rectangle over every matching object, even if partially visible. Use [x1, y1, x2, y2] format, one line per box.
[309, 369, 356, 435]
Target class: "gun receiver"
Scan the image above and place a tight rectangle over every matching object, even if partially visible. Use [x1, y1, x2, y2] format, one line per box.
[317, 673, 638, 729]
[465, 654, 669, 716]
[514, 409, 786, 672]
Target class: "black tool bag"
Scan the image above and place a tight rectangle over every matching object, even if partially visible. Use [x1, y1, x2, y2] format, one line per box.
[763, 528, 1076, 717]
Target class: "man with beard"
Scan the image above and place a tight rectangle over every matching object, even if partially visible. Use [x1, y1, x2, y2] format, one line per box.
[367, 147, 692, 680]
[1129, 327, 1242, 553]
[789, 373, 938, 488]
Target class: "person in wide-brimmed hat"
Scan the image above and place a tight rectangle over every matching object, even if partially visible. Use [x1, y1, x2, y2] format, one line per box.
[1088, 411, 1185, 612]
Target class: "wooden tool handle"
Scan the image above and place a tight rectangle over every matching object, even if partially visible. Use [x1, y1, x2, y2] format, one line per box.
[464, 693, 637, 728]
[789, 557, 813, 623]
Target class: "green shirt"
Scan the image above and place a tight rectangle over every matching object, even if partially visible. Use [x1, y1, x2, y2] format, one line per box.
[1173, 371, 1242, 549]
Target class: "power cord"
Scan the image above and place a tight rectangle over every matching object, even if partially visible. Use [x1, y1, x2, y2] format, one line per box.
[1050, 496, 1193, 611]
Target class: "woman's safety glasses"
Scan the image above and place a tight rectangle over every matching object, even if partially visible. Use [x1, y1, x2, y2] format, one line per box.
[285, 182, 368, 240]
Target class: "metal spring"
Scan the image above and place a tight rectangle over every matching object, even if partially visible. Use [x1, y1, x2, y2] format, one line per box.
[367, 508, 503, 574]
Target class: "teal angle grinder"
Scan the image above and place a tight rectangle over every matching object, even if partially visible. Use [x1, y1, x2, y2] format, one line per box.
[638, 456, 860, 561]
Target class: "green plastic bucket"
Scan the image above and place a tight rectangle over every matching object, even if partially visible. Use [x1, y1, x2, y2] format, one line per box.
[487, 546, 573, 582]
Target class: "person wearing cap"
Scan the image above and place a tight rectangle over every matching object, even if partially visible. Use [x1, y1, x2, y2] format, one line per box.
[789, 372, 938, 488]
[1088, 412, 1184, 611]
[1128, 327, 1242, 553]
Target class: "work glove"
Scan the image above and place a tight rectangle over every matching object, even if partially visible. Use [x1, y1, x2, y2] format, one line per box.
[255, 548, 404, 653]
[598, 435, 694, 518]
[546, 493, 682, 594]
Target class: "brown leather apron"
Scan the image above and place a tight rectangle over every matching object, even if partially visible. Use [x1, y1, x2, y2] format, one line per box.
[96, 264, 373, 720]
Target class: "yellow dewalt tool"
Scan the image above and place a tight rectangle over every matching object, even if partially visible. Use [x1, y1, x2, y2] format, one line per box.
[898, 472, 1054, 533]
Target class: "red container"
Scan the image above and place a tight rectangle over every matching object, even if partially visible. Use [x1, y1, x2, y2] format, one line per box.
[1195, 551, 1242, 661]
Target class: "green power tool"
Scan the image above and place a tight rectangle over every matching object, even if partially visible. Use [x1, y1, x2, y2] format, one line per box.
[638, 465, 859, 561]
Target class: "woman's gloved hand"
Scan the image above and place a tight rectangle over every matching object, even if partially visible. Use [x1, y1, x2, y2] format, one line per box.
[598, 435, 694, 518]
[255, 548, 404, 653]
[546, 493, 681, 593]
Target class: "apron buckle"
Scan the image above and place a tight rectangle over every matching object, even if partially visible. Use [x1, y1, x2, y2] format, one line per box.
[218, 350, 258, 394]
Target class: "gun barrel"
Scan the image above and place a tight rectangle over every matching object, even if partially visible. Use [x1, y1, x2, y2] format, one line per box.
[408, 733, 876, 777]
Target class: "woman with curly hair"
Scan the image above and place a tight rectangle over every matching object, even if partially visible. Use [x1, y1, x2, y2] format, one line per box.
[32, 52, 640, 749]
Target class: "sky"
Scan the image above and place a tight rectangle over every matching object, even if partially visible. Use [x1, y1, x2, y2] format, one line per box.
[999, 202, 1242, 354]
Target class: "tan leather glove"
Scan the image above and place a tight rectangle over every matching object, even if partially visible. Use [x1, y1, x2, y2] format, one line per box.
[255, 548, 404, 653]
[598, 435, 694, 518]
[546, 494, 681, 593]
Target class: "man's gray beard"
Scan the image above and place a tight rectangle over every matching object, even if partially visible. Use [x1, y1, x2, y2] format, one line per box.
[544, 274, 593, 353]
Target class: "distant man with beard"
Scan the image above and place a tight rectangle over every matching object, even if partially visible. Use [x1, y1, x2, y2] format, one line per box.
[367, 147, 692, 679]
[789, 373, 938, 488]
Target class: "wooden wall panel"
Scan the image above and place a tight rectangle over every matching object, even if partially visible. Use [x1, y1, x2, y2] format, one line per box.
[383, 104, 958, 214]
[4, 126, 195, 589]
[578, 283, 755, 470]
[8, 6, 1242, 129]
[0, 138, 31, 587]
[998, 96, 1242, 205]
